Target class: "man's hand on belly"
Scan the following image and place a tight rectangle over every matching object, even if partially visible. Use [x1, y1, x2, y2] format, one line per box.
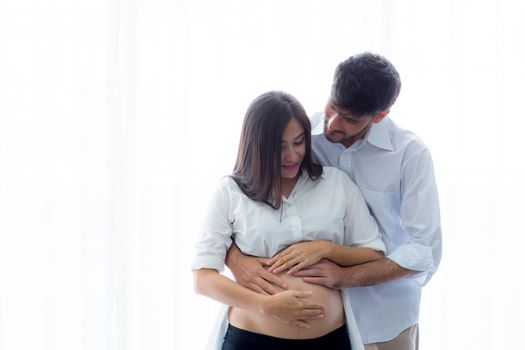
[226, 242, 287, 295]
[294, 257, 419, 288]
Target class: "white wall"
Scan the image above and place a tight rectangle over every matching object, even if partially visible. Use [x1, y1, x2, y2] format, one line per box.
[1, 1, 524, 349]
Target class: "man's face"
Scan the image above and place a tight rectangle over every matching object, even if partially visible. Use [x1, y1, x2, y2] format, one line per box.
[323, 102, 375, 148]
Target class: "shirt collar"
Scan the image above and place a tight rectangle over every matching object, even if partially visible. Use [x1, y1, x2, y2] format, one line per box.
[311, 112, 325, 135]
[298, 168, 326, 182]
[364, 119, 393, 151]
[283, 169, 324, 204]
[311, 111, 393, 151]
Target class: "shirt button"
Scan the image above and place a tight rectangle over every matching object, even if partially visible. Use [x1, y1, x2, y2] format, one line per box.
[288, 216, 302, 240]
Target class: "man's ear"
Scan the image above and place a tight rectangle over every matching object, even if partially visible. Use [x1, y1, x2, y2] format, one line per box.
[372, 109, 390, 124]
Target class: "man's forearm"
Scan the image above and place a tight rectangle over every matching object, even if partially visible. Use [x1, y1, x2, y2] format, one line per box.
[340, 257, 419, 288]
[225, 242, 241, 269]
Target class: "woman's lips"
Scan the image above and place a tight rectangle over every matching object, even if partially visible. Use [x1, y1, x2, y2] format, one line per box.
[282, 163, 300, 171]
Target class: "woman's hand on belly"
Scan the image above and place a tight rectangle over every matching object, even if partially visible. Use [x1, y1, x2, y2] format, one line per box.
[268, 241, 331, 274]
[229, 272, 345, 339]
[261, 290, 326, 328]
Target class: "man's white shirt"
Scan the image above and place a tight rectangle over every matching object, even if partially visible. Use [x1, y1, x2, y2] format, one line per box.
[311, 112, 442, 344]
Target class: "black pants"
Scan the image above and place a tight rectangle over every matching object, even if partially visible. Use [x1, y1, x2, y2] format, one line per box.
[221, 324, 352, 350]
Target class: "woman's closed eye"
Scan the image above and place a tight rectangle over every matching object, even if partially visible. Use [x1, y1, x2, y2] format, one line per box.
[294, 138, 305, 146]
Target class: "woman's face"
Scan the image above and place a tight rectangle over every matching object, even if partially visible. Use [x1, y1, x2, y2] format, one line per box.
[280, 118, 306, 180]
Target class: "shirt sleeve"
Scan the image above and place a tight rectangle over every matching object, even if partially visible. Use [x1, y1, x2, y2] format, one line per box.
[191, 178, 234, 272]
[342, 173, 386, 253]
[388, 145, 442, 285]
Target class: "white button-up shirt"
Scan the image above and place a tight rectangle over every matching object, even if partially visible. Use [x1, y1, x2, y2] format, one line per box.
[192, 167, 386, 350]
[311, 112, 442, 344]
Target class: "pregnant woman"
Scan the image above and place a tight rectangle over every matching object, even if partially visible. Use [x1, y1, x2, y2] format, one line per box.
[192, 91, 386, 350]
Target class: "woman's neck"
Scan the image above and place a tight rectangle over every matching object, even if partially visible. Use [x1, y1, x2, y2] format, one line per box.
[281, 176, 299, 198]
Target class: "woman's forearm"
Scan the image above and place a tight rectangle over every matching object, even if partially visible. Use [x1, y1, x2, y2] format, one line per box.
[268, 240, 385, 274]
[325, 243, 384, 267]
[194, 268, 326, 327]
[193, 268, 266, 313]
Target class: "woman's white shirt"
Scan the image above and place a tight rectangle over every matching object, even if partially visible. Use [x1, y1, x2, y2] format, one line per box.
[192, 166, 385, 272]
[192, 167, 386, 350]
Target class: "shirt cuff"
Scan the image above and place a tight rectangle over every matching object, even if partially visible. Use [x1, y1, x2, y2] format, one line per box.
[357, 237, 387, 254]
[387, 243, 435, 272]
[191, 257, 226, 273]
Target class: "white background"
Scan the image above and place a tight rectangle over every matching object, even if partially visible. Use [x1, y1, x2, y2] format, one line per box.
[1, 0, 524, 349]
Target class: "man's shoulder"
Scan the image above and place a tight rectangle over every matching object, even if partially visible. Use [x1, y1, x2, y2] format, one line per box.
[383, 118, 430, 153]
[309, 111, 323, 126]
[310, 111, 325, 135]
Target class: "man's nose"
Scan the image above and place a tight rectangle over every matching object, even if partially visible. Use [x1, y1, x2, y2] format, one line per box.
[326, 112, 342, 130]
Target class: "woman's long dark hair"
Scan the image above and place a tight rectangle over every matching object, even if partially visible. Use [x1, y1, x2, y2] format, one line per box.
[231, 91, 322, 209]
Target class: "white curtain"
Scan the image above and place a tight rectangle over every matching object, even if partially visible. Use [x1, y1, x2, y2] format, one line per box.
[0, 1, 524, 349]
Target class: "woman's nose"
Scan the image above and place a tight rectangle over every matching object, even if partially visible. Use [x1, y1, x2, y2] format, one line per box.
[283, 147, 299, 162]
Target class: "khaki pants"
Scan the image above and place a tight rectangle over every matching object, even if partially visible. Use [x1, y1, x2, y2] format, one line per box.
[364, 324, 419, 350]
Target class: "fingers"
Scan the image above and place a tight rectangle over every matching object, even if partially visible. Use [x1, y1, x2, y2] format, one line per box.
[298, 308, 326, 317]
[257, 257, 272, 266]
[242, 262, 287, 293]
[266, 256, 278, 267]
[287, 261, 309, 275]
[292, 267, 320, 277]
[268, 252, 294, 272]
[287, 312, 325, 328]
[287, 314, 324, 328]
[298, 313, 325, 321]
[267, 248, 290, 266]
[302, 277, 330, 287]
[257, 279, 283, 295]
[247, 273, 284, 295]
[248, 283, 269, 295]
[303, 302, 327, 310]
[270, 257, 300, 274]
[292, 290, 312, 299]
[291, 291, 326, 310]
[259, 269, 288, 290]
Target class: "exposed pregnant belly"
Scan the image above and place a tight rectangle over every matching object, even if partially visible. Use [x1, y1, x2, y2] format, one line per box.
[228, 272, 345, 339]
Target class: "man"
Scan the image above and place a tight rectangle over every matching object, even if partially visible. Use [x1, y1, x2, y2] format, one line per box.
[226, 52, 442, 350]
